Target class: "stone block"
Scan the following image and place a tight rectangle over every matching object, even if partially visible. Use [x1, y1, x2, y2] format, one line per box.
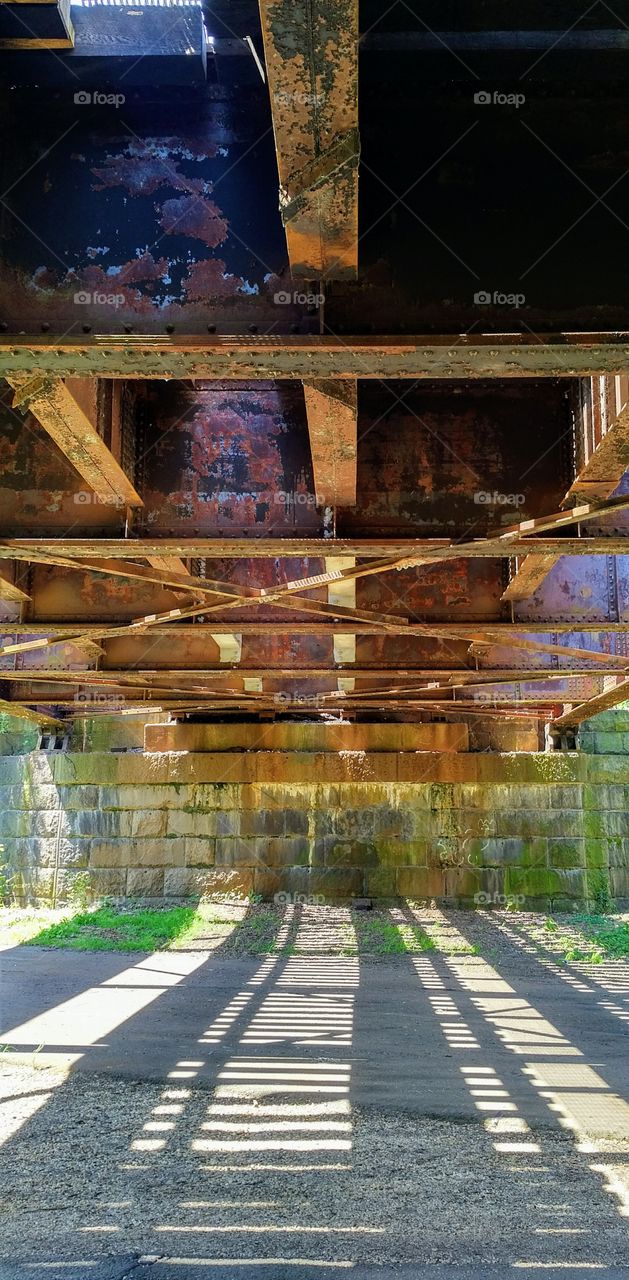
[583, 785, 629, 811]
[373, 838, 429, 868]
[328, 809, 375, 839]
[184, 838, 216, 867]
[547, 839, 585, 869]
[312, 810, 334, 838]
[127, 867, 165, 898]
[66, 810, 132, 839]
[52, 753, 121, 786]
[396, 867, 445, 899]
[548, 786, 584, 809]
[253, 868, 284, 900]
[458, 785, 491, 810]
[584, 838, 615, 868]
[90, 839, 185, 868]
[0, 786, 25, 812]
[397, 754, 476, 784]
[166, 810, 216, 838]
[606, 840, 629, 868]
[0, 757, 25, 786]
[408, 810, 435, 838]
[506, 866, 586, 899]
[282, 866, 364, 900]
[366, 867, 397, 897]
[99, 785, 183, 811]
[164, 866, 253, 898]
[30, 810, 64, 839]
[370, 808, 415, 839]
[56, 785, 100, 811]
[194, 783, 242, 811]
[476, 867, 506, 902]
[325, 839, 378, 868]
[610, 868, 629, 899]
[216, 810, 240, 837]
[21, 837, 77, 868]
[477, 754, 582, 786]
[131, 810, 168, 839]
[585, 756, 629, 784]
[89, 868, 128, 899]
[282, 809, 310, 835]
[0, 811, 29, 838]
[444, 867, 488, 902]
[429, 783, 461, 810]
[468, 838, 546, 868]
[447, 810, 496, 839]
[239, 810, 286, 838]
[490, 809, 579, 839]
[20, 783, 59, 812]
[57, 841, 90, 869]
[584, 810, 628, 839]
[216, 836, 310, 867]
[31, 867, 55, 899]
[89, 840, 136, 868]
[55, 867, 91, 901]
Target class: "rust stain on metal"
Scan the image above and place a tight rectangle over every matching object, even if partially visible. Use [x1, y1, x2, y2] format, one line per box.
[6, 376, 142, 509]
[259, 0, 359, 277]
[303, 379, 357, 506]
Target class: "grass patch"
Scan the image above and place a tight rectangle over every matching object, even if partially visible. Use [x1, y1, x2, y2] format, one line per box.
[176, 906, 281, 954]
[353, 916, 437, 954]
[27, 905, 198, 952]
[531, 913, 629, 964]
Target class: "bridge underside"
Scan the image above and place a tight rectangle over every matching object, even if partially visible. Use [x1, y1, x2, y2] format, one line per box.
[0, 2, 628, 768]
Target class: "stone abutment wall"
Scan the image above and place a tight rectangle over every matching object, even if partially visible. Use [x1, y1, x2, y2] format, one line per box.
[0, 740, 627, 910]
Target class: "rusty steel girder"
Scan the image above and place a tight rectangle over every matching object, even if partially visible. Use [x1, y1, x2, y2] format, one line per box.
[259, 0, 359, 279]
[303, 379, 357, 506]
[4, 334, 629, 380]
[7, 375, 142, 508]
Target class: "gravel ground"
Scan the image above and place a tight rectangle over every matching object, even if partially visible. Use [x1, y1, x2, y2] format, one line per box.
[1, 1061, 629, 1267]
[1, 906, 628, 1270]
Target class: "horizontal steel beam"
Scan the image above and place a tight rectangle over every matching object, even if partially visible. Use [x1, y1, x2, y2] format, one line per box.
[3, 334, 629, 379]
[2, 621, 629, 635]
[1, 537, 628, 558]
[1, 666, 621, 681]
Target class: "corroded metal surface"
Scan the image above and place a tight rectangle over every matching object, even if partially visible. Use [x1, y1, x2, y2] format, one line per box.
[303, 379, 357, 505]
[502, 554, 565, 603]
[3, 335, 629, 379]
[259, 0, 359, 278]
[1, 536, 628, 557]
[551, 675, 629, 730]
[7, 375, 142, 507]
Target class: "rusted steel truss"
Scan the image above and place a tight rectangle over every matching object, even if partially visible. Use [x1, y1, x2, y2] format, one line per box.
[551, 677, 629, 731]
